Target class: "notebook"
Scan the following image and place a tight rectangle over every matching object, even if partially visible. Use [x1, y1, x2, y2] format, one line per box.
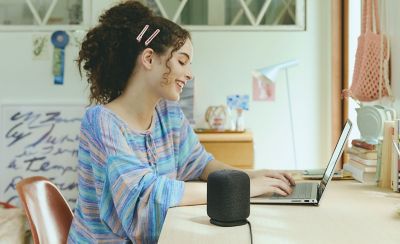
[251, 120, 352, 206]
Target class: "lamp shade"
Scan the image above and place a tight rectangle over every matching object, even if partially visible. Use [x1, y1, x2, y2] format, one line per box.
[253, 59, 299, 83]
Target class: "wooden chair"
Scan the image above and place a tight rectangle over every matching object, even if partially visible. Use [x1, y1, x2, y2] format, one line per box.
[16, 176, 73, 244]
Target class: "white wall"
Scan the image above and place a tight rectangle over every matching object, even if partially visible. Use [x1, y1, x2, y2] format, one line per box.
[0, 0, 332, 170]
[0, 33, 87, 104]
[348, 0, 361, 141]
[191, 0, 332, 170]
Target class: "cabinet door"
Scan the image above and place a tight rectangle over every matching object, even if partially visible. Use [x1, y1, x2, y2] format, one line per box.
[202, 142, 254, 169]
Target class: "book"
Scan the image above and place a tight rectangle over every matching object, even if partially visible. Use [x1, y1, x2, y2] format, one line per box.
[378, 121, 394, 189]
[391, 119, 400, 192]
[376, 142, 382, 183]
[351, 139, 376, 150]
[347, 146, 377, 160]
[348, 153, 377, 166]
[302, 169, 353, 180]
[343, 163, 376, 183]
[346, 160, 376, 173]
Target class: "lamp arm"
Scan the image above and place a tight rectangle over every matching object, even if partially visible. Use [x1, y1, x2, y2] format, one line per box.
[285, 68, 297, 169]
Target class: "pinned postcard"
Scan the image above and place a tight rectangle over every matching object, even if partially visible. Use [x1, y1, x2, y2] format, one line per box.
[227, 95, 249, 110]
[252, 75, 275, 101]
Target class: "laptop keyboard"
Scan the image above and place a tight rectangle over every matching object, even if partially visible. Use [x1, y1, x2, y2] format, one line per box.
[271, 183, 314, 199]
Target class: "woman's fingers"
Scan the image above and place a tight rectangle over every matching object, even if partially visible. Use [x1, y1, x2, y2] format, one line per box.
[271, 187, 288, 196]
[250, 175, 295, 197]
[265, 177, 292, 195]
[266, 171, 296, 186]
[265, 171, 291, 185]
[282, 172, 296, 186]
[273, 180, 293, 195]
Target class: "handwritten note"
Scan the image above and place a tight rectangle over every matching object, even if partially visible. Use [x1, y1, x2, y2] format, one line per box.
[0, 104, 84, 207]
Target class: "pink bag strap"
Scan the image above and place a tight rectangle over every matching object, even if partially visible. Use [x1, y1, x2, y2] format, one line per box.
[372, 0, 380, 33]
[361, 0, 367, 33]
[362, 0, 381, 34]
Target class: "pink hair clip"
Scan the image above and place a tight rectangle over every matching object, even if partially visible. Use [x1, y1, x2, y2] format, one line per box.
[144, 29, 160, 46]
[136, 24, 149, 42]
[136, 24, 160, 46]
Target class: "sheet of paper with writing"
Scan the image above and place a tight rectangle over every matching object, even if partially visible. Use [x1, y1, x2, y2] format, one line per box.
[0, 103, 84, 208]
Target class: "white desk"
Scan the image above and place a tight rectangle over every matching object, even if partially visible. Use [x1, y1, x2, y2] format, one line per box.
[159, 181, 400, 244]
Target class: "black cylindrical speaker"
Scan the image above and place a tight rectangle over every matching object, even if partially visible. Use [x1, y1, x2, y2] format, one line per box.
[207, 169, 250, 227]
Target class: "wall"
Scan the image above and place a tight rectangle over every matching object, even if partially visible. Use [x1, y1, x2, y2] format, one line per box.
[347, 0, 361, 141]
[0, 0, 332, 171]
[191, 0, 332, 169]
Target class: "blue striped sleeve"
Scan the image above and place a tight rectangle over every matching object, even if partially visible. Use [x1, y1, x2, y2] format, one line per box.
[176, 108, 214, 181]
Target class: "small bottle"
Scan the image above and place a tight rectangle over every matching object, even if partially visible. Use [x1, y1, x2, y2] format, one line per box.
[236, 109, 245, 131]
[227, 107, 236, 131]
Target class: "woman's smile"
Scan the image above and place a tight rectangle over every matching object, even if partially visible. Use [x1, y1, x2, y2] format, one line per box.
[175, 79, 186, 92]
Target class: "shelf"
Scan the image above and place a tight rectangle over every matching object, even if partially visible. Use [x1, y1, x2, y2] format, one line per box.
[196, 131, 253, 142]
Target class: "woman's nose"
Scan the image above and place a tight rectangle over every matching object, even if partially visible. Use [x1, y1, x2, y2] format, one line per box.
[185, 71, 193, 81]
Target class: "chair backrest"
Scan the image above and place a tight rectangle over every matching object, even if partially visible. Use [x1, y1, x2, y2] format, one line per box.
[16, 176, 73, 244]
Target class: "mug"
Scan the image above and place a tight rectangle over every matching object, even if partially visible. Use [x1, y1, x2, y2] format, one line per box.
[356, 105, 396, 144]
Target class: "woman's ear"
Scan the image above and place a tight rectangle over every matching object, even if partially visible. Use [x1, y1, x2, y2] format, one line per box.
[141, 48, 154, 69]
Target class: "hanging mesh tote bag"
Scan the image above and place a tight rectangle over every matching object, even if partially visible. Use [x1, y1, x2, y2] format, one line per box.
[345, 0, 391, 101]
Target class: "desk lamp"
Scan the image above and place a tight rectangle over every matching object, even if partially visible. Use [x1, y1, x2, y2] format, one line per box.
[252, 59, 299, 169]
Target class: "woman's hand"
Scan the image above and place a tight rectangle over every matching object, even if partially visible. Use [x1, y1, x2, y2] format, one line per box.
[199, 160, 296, 198]
[250, 175, 293, 197]
[247, 169, 296, 197]
[248, 169, 296, 186]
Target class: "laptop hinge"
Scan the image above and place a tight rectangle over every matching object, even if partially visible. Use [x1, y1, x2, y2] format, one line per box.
[316, 184, 321, 201]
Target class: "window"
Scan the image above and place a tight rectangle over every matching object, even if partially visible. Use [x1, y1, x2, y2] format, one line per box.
[143, 0, 306, 31]
[0, 0, 91, 31]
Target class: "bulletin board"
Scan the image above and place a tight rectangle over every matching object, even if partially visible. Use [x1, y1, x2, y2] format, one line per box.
[0, 103, 85, 207]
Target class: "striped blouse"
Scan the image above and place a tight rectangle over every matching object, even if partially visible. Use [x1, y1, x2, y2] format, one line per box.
[68, 100, 213, 243]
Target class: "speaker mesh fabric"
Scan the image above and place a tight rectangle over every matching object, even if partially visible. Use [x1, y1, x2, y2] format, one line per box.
[207, 169, 250, 227]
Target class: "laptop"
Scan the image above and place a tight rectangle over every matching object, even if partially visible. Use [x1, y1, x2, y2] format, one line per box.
[251, 119, 352, 206]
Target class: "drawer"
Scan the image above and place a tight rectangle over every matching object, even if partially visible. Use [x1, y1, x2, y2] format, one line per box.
[201, 141, 254, 169]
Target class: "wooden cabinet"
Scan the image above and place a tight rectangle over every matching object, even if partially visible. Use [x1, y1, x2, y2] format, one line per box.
[196, 131, 254, 169]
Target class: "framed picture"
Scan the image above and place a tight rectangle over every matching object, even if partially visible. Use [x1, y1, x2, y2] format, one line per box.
[0, 103, 84, 207]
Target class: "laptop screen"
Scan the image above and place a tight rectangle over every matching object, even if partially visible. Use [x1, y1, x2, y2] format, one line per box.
[319, 120, 352, 198]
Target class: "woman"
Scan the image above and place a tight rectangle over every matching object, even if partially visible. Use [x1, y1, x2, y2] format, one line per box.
[68, 1, 295, 243]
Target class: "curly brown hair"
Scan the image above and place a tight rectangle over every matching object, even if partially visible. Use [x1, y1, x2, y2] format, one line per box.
[77, 1, 191, 105]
